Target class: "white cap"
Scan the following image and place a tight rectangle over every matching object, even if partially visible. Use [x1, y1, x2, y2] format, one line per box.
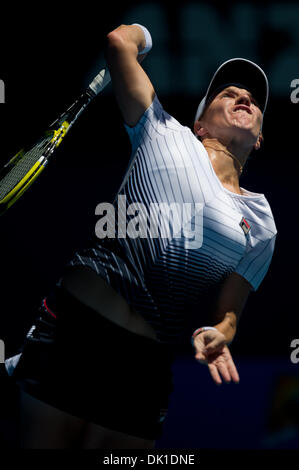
[194, 58, 269, 123]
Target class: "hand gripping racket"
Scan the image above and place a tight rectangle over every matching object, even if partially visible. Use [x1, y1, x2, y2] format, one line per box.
[0, 67, 111, 215]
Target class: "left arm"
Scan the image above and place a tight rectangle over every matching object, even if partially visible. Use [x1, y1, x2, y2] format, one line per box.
[212, 271, 252, 344]
[192, 272, 252, 384]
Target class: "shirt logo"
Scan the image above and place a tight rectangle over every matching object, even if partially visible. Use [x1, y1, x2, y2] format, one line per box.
[240, 217, 251, 235]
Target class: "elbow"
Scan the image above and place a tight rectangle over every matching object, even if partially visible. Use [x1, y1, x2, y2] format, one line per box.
[106, 29, 123, 47]
[105, 25, 139, 63]
[105, 32, 123, 61]
[106, 26, 130, 56]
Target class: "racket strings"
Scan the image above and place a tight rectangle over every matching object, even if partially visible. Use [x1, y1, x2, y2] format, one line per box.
[0, 134, 54, 200]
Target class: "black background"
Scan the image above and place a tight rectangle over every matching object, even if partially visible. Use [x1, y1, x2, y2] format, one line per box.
[0, 0, 298, 450]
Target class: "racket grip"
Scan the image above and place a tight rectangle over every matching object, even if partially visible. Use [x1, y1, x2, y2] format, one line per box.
[89, 68, 111, 95]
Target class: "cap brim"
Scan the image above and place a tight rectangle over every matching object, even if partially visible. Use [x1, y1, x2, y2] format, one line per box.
[195, 58, 269, 122]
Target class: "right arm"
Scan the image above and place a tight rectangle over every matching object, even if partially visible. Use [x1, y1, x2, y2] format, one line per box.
[105, 24, 156, 127]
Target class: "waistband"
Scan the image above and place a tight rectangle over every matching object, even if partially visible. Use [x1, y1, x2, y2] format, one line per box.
[44, 284, 176, 360]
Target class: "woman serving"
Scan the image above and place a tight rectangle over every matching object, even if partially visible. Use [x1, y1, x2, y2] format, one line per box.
[5, 23, 277, 449]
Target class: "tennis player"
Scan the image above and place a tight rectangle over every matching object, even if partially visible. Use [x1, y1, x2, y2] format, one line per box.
[5, 23, 277, 449]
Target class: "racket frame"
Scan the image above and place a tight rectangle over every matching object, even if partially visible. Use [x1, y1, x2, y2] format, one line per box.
[0, 80, 104, 214]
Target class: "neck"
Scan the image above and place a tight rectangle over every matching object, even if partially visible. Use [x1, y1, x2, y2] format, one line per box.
[202, 138, 247, 192]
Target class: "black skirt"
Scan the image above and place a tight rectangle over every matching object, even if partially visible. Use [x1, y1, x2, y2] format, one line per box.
[5, 285, 175, 440]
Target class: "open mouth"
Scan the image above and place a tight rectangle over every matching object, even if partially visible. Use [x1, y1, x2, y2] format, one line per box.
[233, 105, 252, 114]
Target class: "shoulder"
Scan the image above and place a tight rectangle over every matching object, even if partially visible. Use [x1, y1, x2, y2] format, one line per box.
[124, 95, 189, 141]
[240, 190, 278, 240]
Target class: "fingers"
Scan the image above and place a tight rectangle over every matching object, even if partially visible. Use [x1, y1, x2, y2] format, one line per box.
[208, 364, 222, 385]
[226, 357, 240, 383]
[208, 361, 231, 385]
[221, 348, 240, 384]
[206, 351, 240, 385]
[196, 360, 240, 385]
[193, 333, 240, 385]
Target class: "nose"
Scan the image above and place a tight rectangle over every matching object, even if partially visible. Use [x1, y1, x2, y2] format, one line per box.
[236, 93, 251, 107]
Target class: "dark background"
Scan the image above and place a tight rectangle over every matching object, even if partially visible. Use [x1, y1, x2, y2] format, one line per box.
[0, 0, 298, 450]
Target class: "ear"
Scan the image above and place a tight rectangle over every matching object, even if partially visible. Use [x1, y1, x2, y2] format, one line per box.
[193, 120, 208, 138]
[254, 132, 263, 151]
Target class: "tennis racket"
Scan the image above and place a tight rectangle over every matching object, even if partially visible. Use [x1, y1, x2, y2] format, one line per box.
[0, 67, 111, 215]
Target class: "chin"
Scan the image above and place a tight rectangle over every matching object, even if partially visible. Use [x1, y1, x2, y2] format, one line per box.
[227, 124, 258, 145]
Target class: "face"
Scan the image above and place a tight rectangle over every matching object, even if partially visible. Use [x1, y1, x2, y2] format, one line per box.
[195, 86, 263, 148]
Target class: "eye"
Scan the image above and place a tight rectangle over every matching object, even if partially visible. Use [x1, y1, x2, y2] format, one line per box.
[222, 92, 234, 98]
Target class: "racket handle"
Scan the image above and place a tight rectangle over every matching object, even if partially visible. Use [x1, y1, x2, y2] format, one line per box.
[89, 68, 111, 95]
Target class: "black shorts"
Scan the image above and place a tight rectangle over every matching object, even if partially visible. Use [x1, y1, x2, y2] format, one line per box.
[7, 285, 175, 440]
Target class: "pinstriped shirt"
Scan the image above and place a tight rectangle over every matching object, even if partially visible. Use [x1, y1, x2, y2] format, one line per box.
[68, 95, 277, 344]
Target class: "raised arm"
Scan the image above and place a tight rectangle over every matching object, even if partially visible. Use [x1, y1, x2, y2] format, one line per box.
[105, 24, 156, 127]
